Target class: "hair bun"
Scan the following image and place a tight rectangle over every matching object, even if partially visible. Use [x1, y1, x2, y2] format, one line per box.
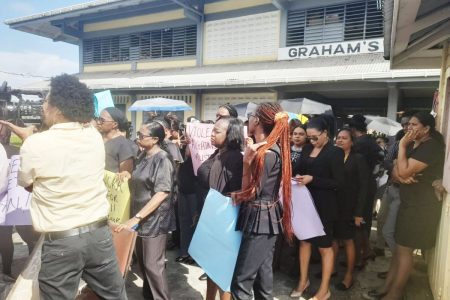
[275, 111, 289, 121]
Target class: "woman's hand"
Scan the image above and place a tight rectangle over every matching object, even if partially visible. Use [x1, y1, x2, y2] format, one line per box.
[354, 216, 363, 227]
[432, 179, 446, 201]
[399, 130, 418, 148]
[116, 171, 131, 182]
[0, 120, 36, 141]
[114, 217, 140, 232]
[243, 141, 267, 165]
[294, 175, 313, 185]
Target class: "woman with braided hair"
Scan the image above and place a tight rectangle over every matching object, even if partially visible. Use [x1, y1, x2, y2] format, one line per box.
[231, 102, 293, 300]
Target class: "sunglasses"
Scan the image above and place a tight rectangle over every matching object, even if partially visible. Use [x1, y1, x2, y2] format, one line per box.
[307, 131, 324, 142]
[136, 131, 153, 140]
[96, 117, 115, 125]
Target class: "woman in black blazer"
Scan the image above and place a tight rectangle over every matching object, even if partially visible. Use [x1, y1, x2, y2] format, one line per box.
[291, 116, 345, 300]
[333, 129, 368, 291]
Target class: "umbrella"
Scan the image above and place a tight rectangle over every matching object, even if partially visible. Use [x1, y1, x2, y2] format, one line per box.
[367, 117, 402, 136]
[128, 97, 192, 112]
[234, 102, 258, 118]
[279, 98, 333, 115]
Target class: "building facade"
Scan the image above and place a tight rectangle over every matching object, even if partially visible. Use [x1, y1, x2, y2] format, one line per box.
[6, 0, 440, 128]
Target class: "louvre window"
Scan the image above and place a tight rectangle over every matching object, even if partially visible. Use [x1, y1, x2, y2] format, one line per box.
[83, 25, 197, 64]
[287, 0, 383, 46]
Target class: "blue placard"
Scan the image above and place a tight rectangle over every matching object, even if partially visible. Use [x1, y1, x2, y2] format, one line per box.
[94, 90, 115, 117]
[188, 189, 242, 292]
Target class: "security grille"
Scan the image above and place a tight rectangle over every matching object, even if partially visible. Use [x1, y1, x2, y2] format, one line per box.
[286, 0, 383, 46]
[83, 25, 197, 64]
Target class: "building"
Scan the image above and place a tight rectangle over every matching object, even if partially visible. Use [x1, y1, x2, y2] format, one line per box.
[5, 0, 440, 129]
[384, 0, 450, 299]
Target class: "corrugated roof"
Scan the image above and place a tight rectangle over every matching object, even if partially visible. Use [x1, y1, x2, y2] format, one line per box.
[5, 0, 126, 25]
[19, 54, 440, 91]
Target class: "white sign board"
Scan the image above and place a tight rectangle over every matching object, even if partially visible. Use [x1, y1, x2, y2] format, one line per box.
[278, 38, 384, 60]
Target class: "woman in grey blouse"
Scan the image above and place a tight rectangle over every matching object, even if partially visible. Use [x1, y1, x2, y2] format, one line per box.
[116, 121, 176, 300]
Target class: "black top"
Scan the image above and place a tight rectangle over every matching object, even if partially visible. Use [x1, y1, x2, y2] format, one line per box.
[4, 144, 19, 159]
[177, 156, 197, 194]
[164, 140, 184, 163]
[196, 148, 243, 200]
[293, 143, 345, 222]
[236, 145, 283, 235]
[104, 136, 137, 172]
[353, 134, 383, 174]
[338, 151, 369, 220]
[400, 138, 445, 207]
[130, 150, 176, 237]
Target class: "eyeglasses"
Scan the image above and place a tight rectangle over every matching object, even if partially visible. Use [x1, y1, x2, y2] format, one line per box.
[96, 117, 115, 125]
[307, 131, 324, 142]
[247, 113, 256, 120]
[136, 131, 152, 140]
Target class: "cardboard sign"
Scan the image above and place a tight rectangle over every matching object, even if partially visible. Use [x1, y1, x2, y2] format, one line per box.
[104, 170, 131, 224]
[94, 90, 115, 117]
[290, 182, 325, 240]
[189, 189, 242, 292]
[0, 156, 32, 226]
[186, 123, 216, 176]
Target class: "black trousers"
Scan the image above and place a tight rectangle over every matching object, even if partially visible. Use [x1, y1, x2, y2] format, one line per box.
[0, 225, 39, 275]
[38, 225, 126, 300]
[231, 233, 277, 300]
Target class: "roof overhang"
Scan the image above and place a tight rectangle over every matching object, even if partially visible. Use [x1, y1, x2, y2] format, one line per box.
[4, 0, 205, 45]
[384, 0, 450, 69]
[18, 54, 439, 92]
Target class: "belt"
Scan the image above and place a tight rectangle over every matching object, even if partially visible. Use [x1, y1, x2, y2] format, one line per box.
[45, 218, 108, 241]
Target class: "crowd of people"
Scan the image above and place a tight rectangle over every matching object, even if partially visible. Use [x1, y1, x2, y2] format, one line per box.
[0, 74, 447, 300]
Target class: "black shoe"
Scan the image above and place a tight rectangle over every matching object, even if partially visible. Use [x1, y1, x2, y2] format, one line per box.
[314, 271, 337, 279]
[335, 281, 353, 291]
[182, 256, 196, 266]
[199, 273, 207, 281]
[362, 289, 387, 300]
[377, 271, 388, 279]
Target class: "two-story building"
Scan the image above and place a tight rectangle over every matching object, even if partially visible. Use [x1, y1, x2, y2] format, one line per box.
[5, 0, 440, 129]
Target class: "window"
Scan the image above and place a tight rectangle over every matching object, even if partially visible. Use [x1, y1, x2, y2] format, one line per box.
[83, 25, 197, 64]
[287, 0, 383, 46]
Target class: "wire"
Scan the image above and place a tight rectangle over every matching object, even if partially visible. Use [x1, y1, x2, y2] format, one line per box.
[0, 70, 50, 79]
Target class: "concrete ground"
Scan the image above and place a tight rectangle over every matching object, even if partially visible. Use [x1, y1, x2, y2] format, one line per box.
[1, 226, 434, 300]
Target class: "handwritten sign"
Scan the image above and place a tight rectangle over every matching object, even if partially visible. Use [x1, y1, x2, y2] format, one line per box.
[0, 156, 32, 226]
[104, 170, 131, 224]
[186, 123, 216, 176]
[189, 189, 242, 292]
[94, 90, 115, 117]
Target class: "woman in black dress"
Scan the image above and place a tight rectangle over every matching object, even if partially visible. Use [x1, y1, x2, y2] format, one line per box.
[196, 117, 244, 300]
[116, 121, 176, 300]
[290, 119, 308, 167]
[231, 103, 293, 300]
[365, 112, 445, 300]
[333, 129, 368, 291]
[292, 116, 345, 300]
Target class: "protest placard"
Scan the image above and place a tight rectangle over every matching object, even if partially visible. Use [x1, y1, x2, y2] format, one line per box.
[104, 170, 131, 224]
[94, 90, 115, 117]
[186, 123, 216, 176]
[0, 156, 32, 226]
[189, 189, 242, 292]
[290, 182, 325, 240]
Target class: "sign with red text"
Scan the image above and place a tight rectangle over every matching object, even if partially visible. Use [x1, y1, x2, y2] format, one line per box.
[0, 155, 32, 226]
[187, 123, 216, 176]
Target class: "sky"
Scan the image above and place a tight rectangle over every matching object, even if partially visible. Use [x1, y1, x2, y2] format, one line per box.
[0, 0, 87, 88]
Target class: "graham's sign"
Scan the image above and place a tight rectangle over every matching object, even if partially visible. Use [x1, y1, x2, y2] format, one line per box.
[278, 38, 383, 60]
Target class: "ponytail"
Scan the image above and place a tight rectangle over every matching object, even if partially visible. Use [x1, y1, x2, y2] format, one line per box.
[234, 110, 293, 242]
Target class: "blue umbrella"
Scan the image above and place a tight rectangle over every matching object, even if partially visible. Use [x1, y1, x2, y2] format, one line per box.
[128, 97, 192, 112]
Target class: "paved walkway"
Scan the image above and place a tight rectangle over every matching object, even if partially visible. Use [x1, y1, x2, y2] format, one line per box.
[0, 228, 434, 300]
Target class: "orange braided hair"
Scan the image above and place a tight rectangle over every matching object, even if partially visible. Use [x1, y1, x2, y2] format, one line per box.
[234, 103, 293, 241]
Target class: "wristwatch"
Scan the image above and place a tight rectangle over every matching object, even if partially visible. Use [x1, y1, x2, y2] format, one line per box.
[134, 213, 143, 220]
